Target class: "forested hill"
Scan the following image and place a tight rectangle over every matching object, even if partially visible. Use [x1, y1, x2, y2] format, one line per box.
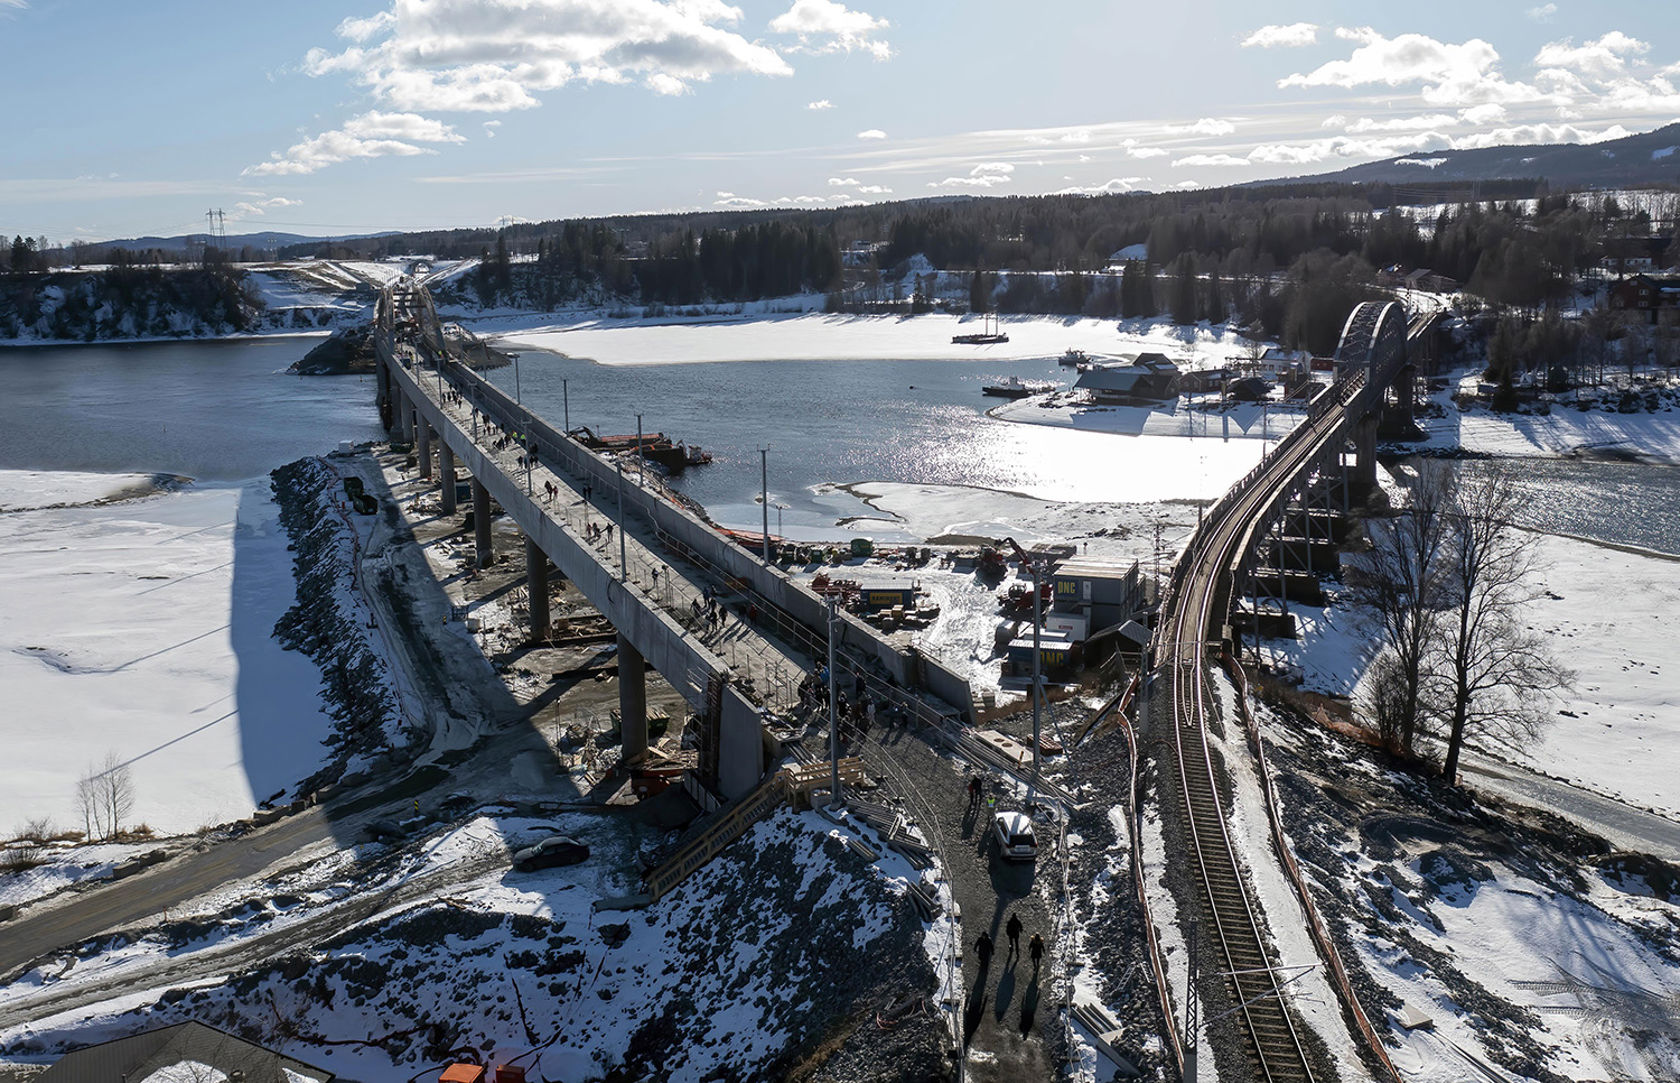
[1261, 122, 1680, 190]
[0, 266, 261, 340]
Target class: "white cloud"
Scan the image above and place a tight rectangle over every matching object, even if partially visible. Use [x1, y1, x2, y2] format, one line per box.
[645, 72, 690, 96]
[1171, 153, 1249, 167]
[1026, 127, 1093, 145]
[827, 176, 860, 186]
[1049, 176, 1147, 196]
[856, 128, 886, 139]
[245, 110, 465, 175]
[0, 0, 29, 9]
[929, 161, 1014, 189]
[1249, 132, 1446, 165]
[1125, 144, 1169, 159]
[483, 119, 502, 138]
[807, 98, 833, 109]
[769, 0, 890, 60]
[1526, 3, 1556, 21]
[230, 196, 302, 219]
[1458, 103, 1508, 125]
[1341, 113, 1457, 133]
[856, 184, 892, 194]
[300, 0, 793, 114]
[714, 193, 767, 207]
[1244, 120, 1634, 167]
[1451, 121, 1631, 148]
[1534, 31, 1649, 79]
[1164, 117, 1237, 136]
[1279, 28, 1549, 108]
[1241, 23, 1318, 49]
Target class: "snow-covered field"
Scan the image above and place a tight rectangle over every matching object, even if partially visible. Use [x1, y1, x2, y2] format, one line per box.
[1264, 697, 1680, 1083]
[1267, 530, 1680, 819]
[0, 471, 337, 836]
[496, 311, 1260, 367]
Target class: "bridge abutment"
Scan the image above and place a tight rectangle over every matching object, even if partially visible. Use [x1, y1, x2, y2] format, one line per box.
[472, 478, 494, 567]
[525, 535, 550, 644]
[617, 633, 648, 764]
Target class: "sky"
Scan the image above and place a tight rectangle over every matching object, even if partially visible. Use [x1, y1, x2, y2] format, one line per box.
[3, 1, 1680, 243]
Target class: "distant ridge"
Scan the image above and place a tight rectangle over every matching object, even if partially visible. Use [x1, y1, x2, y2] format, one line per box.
[91, 229, 400, 253]
[1249, 121, 1680, 191]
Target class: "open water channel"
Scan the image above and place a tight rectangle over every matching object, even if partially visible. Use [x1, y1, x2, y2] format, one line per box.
[0, 336, 1676, 555]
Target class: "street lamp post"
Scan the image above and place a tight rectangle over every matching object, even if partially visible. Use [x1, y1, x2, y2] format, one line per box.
[563, 377, 570, 434]
[513, 353, 522, 404]
[636, 413, 644, 488]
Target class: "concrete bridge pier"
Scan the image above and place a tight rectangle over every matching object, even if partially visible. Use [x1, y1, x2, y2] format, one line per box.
[417, 421, 433, 481]
[1353, 415, 1379, 494]
[401, 396, 415, 443]
[525, 535, 550, 644]
[1394, 363, 1417, 421]
[472, 478, 494, 567]
[617, 633, 649, 764]
[439, 443, 458, 515]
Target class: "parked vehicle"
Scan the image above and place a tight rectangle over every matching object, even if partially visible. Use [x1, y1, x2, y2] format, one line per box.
[991, 811, 1038, 862]
[513, 835, 590, 871]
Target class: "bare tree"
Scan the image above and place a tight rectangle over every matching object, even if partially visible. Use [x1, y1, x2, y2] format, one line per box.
[1433, 466, 1572, 783]
[1349, 465, 1452, 759]
[75, 751, 135, 841]
[75, 770, 99, 841]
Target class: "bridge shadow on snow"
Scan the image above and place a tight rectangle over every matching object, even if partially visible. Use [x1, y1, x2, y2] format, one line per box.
[227, 465, 575, 854]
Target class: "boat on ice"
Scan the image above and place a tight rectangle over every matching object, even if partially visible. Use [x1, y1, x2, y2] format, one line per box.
[982, 375, 1055, 399]
[953, 312, 1009, 344]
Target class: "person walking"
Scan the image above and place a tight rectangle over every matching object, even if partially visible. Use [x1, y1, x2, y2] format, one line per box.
[1029, 932, 1045, 973]
[1006, 913, 1023, 961]
[967, 775, 982, 809]
[974, 931, 993, 973]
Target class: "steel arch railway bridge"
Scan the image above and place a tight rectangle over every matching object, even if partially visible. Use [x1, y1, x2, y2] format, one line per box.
[1149, 301, 1439, 1082]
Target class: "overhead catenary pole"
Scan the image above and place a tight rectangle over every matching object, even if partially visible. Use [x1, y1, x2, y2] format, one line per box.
[1029, 557, 1042, 806]
[760, 447, 771, 563]
[563, 378, 570, 434]
[1186, 919, 1199, 1083]
[617, 458, 627, 581]
[636, 413, 644, 488]
[827, 594, 841, 808]
[513, 352, 521, 404]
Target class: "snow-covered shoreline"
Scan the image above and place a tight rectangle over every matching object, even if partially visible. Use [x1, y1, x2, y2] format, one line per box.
[493, 311, 1258, 366]
[0, 329, 333, 349]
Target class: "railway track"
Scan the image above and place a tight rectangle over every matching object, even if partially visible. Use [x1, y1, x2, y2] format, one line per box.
[1151, 303, 1434, 1079]
[1154, 370, 1372, 1082]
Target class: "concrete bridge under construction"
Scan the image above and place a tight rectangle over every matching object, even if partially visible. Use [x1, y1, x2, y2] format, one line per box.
[371, 280, 975, 804]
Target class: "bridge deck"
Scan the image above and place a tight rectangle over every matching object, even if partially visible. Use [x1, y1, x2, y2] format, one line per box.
[421, 365, 814, 710]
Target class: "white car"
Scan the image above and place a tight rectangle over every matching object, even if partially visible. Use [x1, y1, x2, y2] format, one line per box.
[992, 811, 1038, 862]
